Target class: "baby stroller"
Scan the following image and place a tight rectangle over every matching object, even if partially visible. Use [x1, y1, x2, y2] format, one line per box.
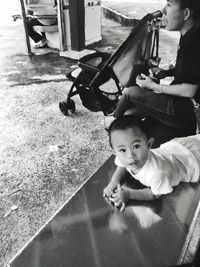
[59, 10, 162, 116]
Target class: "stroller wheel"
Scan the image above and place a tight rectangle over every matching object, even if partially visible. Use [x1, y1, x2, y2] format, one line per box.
[59, 99, 76, 116]
[68, 99, 76, 113]
[59, 101, 69, 116]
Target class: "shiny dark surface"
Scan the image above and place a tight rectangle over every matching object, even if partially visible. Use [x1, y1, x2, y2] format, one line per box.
[10, 155, 200, 267]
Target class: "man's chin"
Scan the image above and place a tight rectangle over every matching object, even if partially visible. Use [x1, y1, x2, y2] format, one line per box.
[164, 24, 177, 31]
[161, 17, 167, 28]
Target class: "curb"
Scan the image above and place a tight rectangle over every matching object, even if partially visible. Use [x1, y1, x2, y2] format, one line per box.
[102, 5, 139, 27]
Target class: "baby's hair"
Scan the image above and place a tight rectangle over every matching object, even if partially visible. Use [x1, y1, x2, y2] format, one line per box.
[108, 115, 150, 148]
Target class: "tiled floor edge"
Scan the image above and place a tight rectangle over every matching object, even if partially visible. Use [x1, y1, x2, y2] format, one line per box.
[102, 5, 139, 27]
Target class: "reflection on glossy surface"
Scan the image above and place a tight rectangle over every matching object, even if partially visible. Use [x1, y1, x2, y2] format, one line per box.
[107, 203, 162, 234]
[10, 155, 200, 267]
[108, 211, 129, 234]
[128, 205, 162, 229]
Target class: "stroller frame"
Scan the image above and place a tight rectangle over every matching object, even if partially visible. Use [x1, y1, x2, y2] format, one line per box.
[59, 10, 162, 116]
[59, 51, 122, 116]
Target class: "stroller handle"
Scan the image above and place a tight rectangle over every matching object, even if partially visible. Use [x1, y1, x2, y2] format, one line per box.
[148, 10, 162, 20]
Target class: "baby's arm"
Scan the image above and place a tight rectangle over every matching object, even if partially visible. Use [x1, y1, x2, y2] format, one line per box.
[103, 166, 128, 198]
[128, 187, 156, 201]
[112, 187, 156, 210]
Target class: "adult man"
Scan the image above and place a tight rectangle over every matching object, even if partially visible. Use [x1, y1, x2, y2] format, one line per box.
[105, 0, 200, 137]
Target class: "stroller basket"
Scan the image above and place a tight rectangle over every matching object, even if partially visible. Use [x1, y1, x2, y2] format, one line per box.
[60, 51, 122, 115]
[59, 10, 162, 116]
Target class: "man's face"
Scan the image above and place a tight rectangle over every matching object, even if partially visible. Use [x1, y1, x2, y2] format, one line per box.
[162, 0, 186, 31]
[111, 127, 151, 174]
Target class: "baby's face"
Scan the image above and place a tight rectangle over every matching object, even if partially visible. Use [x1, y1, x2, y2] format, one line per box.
[111, 127, 151, 174]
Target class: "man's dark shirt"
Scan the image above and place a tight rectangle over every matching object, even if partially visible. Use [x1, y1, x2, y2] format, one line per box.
[171, 21, 200, 127]
[174, 21, 200, 85]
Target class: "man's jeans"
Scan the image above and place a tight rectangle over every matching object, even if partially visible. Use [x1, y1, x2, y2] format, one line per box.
[114, 85, 196, 133]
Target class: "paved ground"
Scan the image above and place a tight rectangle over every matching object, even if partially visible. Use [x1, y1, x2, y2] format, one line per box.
[102, 0, 165, 19]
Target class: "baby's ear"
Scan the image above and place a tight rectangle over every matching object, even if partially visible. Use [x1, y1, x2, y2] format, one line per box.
[147, 137, 154, 148]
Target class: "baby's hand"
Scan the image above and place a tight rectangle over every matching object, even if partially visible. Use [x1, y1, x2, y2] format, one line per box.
[103, 182, 118, 199]
[112, 188, 131, 211]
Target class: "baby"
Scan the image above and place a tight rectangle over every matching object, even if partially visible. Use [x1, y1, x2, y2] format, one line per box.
[103, 115, 200, 211]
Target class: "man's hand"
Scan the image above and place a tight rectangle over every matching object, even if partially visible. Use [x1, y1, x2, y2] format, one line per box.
[136, 73, 155, 90]
[149, 67, 168, 80]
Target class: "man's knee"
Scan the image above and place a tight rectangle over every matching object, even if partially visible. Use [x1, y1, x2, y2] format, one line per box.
[123, 85, 144, 100]
[124, 107, 147, 118]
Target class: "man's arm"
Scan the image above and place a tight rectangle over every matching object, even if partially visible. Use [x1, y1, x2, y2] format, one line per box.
[151, 82, 198, 98]
[136, 74, 198, 98]
[150, 67, 175, 80]
[163, 67, 175, 77]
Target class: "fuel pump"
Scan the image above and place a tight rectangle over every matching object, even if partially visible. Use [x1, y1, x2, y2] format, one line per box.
[84, 0, 102, 46]
[67, 0, 102, 51]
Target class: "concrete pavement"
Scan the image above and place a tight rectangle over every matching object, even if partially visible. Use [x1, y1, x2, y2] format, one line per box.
[102, 0, 165, 25]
